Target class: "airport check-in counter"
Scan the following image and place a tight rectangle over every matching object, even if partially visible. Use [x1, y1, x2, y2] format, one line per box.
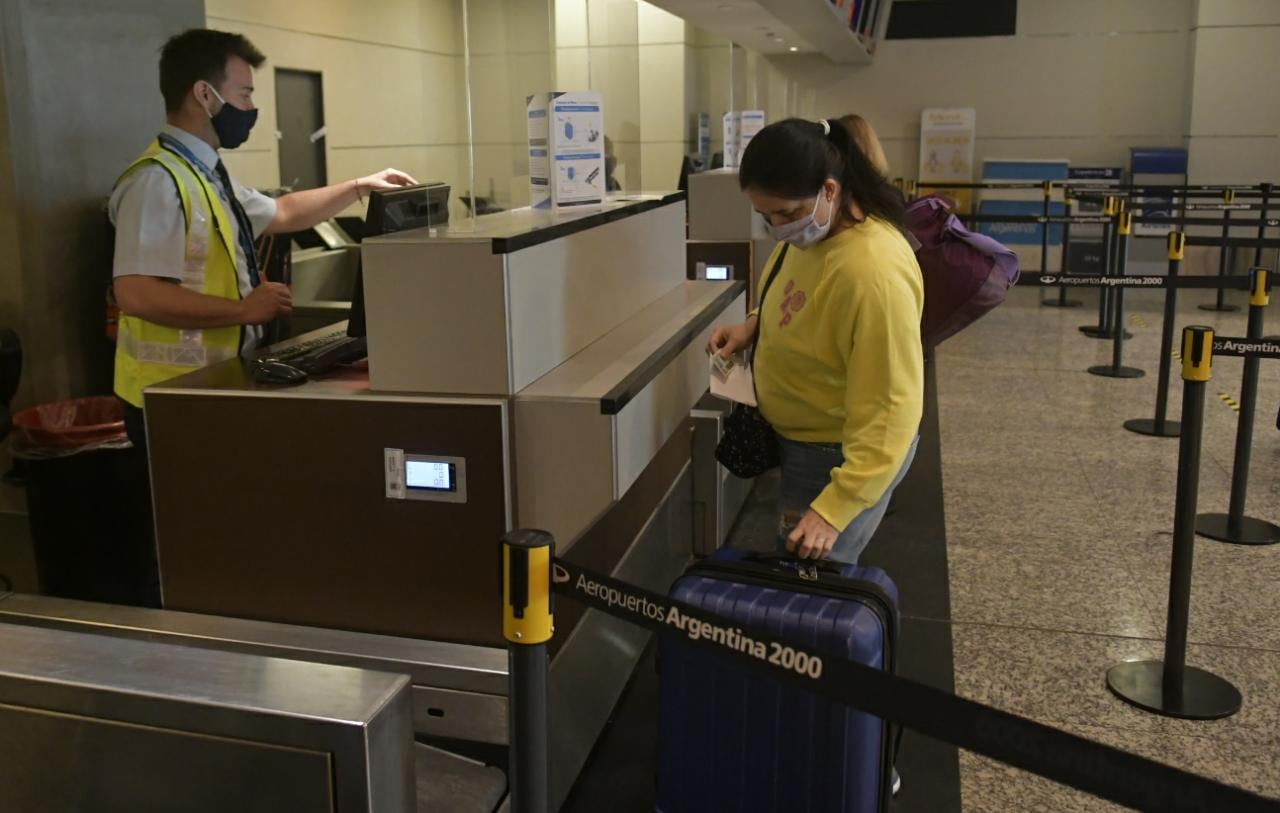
[131, 192, 744, 809]
[686, 167, 777, 307]
[287, 220, 360, 334]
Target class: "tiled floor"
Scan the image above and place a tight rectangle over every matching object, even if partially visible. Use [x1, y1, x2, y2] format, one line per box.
[939, 285, 1280, 811]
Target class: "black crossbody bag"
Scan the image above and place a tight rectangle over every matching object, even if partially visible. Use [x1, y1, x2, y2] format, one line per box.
[715, 244, 789, 478]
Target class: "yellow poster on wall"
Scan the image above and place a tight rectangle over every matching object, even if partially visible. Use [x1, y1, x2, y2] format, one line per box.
[918, 108, 976, 213]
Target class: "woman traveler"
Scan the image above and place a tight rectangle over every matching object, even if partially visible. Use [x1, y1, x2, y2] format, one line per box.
[707, 117, 923, 565]
[839, 113, 891, 176]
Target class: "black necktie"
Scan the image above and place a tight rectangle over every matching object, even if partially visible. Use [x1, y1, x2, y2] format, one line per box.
[213, 160, 262, 287]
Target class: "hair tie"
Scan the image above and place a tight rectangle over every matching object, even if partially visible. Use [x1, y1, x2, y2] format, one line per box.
[819, 118, 831, 136]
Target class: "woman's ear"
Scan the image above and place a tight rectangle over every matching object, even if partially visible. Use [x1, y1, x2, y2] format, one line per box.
[824, 177, 840, 202]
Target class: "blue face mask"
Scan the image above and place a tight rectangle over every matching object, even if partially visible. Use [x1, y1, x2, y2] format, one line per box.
[766, 190, 835, 249]
[205, 85, 258, 150]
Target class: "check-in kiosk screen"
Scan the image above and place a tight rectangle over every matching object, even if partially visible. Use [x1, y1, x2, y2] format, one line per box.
[406, 460, 456, 492]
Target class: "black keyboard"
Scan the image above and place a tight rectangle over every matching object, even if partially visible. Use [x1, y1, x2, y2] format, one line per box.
[264, 332, 368, 376]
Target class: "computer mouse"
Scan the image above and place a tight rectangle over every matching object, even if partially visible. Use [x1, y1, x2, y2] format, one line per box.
[251, 359, 308, 386]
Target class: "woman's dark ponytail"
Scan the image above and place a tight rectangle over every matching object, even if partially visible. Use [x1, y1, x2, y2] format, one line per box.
[739, 116, 905, 231]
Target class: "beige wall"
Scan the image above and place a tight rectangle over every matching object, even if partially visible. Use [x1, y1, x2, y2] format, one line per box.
[737, 0, 1196, 179]
[0, 0, 205, 408]
[206, 0, 469, 217]
[1185, 0, 1280, 183]
[555, 0, 710, 192]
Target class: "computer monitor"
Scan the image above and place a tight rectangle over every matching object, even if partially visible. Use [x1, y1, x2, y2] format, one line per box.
[364, 182, 450, 236]
[348, 182, 450, 338]
[677, 155, 701, 194]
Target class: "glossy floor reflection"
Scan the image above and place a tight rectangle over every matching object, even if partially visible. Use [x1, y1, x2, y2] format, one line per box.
[939, 285, 1280, 809]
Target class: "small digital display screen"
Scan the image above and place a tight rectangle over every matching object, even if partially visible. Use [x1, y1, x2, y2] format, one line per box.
[705, 265, 731, 281]
[405, 460, 455, 492]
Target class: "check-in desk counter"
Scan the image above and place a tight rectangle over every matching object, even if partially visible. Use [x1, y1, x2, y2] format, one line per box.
[142, 193, 744, 809]
[686, 167, 777, 307]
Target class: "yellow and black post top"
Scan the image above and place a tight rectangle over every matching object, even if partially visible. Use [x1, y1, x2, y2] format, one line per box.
[1118, 211, 1133, 236]
[1224, 188, 1236, 204]
[893, 177, 904, 191]
[1249, 266, 1271, 307]
[908, 179, 918, 197]
[1104, 196, 1118, 216]
[1168, 231, 1186, 260]
[503, 529, 555, 645]
[1043, 180, 1053, 198]
[1182, 325, 1214, 382]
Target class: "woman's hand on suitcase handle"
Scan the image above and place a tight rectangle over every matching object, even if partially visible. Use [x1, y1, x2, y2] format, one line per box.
[706, 316, 757, 359]
[786, 509, 839, 560]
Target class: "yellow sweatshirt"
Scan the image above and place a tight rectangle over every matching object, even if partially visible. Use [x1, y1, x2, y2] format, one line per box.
[754, 217, 924, 531]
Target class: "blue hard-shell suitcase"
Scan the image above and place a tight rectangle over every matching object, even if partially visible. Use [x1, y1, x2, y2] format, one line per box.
[656, 548, 899, 813]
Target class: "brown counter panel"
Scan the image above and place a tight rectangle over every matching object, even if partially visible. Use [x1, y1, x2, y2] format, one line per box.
[147, 393, 510, 647]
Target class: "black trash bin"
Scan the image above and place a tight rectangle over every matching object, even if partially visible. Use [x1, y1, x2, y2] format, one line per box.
[11, 396, 157, 606]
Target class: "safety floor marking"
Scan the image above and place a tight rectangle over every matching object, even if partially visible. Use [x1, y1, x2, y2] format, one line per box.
[1171, 350, 1183, 361]
[1218, 391, 1242, 413]
[1130, 314, 1149, 328]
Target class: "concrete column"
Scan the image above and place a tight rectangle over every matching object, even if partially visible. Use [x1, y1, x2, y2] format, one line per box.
[0, 0, 204, 409]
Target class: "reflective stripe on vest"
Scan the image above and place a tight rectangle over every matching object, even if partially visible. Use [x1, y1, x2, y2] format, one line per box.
[114, 140, 243, 407]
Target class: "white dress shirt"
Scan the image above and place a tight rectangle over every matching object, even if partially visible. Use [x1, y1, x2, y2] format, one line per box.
[109, 124, 278, 351]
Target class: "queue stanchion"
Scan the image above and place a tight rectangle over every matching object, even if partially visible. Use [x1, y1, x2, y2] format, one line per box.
[1039, 180, 1051, 280]
[1089, 211, 1144, 378]
[503, 529, 554, 813]
[1107, 326, 1243, 720]
[1044, 188, 1083, 308]
[1199, 189, 1239, 312]
[1253, 184, 1273, 268]
[1125, 232, 1187, 437]
[1196, 267, 1280, 546]
[1081, 197, 1119, 338]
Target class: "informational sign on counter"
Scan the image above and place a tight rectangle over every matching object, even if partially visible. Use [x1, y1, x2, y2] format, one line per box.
[918, 107, 976, 213]
[528, 91, 605, 211]
[723, 110, 765, 169]
[698, 113, 711, 165]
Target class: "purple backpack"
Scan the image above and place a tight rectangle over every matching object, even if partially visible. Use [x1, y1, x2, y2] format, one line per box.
[906, 195, 1020, 349]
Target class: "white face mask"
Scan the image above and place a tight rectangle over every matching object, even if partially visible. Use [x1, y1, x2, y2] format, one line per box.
[765, 191, 834, 249]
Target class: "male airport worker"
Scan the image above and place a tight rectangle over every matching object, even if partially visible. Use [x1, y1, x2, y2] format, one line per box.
[111, 28, 416, 447]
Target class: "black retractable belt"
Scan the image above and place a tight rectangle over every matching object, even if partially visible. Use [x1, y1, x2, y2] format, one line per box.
[531, 556, 1280, 813]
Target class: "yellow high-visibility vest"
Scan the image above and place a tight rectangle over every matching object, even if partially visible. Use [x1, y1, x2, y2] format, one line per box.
[113, 140, 242, 407]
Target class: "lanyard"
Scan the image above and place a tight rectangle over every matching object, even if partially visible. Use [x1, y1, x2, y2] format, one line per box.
[157, 132, 220, 188]
[157, 132, 261, 287]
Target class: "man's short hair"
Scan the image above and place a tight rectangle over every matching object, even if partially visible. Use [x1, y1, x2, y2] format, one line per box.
[159, 29, 266, 114]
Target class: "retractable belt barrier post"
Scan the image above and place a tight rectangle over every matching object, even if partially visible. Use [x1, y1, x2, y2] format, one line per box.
[502, 530, 554, 813]
[1201, 189, 1239, 313]
[1089, 211, 1144, 379]
[1108, 327, 1245, 721]
[507, 543, 1280, 811]
[1125, 232, 1188, 437]
[1081, 197, 1125, 339]
[1043, 188, 1083, 308]
[1195, 268, 1280, 546]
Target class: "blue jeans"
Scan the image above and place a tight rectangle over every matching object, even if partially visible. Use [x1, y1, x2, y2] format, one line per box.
[776, 435, 920, 565]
